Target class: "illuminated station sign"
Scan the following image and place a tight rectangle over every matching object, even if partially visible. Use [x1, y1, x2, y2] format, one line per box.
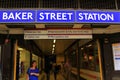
[0, 10, 120, 23]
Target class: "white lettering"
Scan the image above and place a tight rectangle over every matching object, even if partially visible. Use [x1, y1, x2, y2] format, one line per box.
[22, 12, 27, 20]
[2, 12, 33, 20]
[2, 12, 8, 20]
[92, 13, 98, 20]
[79, 13, 83, 20]
[78, 13, 114, 21]
[15, 12, 21, 20]
[27, 12, 33, 20]
[67, 13, 73, 20]
[45, 13, 50, 20]
[107, 14, 114, 20]
[8, 12, 14, 20]
[100, 14, 107, 20]
[57, 13, 62, 20]
[97, 14, 100, 20]
[62, 13, 67, 20]
[38, 12, 73, 21]
[50, 13, 56, 20]
[87, 13, 94, 20]
[39, 12, 44, 20]
[83, 13, 88, 20]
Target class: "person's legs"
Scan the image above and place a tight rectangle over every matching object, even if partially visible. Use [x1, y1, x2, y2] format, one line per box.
[68, 71, 71, 80]
[66, 71, 69, 80]
[54, 72, 57, 80]
[66, 71, 71, 80]
[47, 72, 50, 80]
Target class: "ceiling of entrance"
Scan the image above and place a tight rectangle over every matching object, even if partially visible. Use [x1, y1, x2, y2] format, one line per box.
[0, 23, 120, 55]
[0, 24, 120, 34]
[34, 39, 76, 55]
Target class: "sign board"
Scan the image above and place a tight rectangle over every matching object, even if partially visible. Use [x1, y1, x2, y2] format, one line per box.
[24, 29, 92, 39]
[0, 10, 120, 23]
[24, 29, 92, 34]
[76, 11, 119, 23]
[0, 10, 35, 23]
[112, 43, 120, 71]
[24, 34, 92, 39]
[37, 10, 75, 23]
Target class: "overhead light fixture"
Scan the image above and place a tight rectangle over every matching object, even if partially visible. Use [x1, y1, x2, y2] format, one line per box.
[53, 39, 56, 43]
[86, 44, 92, 47]
[52, 47, 55, 51]
[53, 44, 55, 47]
[52, 50, 54, 54]
[88, 44, 92, 47]
[81, 48, 84, 50]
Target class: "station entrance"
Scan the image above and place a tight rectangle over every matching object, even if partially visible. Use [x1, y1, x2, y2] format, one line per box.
[0, 24, 120, 80]
[20, 28, 93, 80]
[0, 10, 120, 80]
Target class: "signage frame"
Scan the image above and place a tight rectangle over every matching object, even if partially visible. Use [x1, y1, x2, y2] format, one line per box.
[75, 10, 120, 24]
[0, 10, 36, 23]
[0, 9, 120, 24]
[24, 28, 93, 39]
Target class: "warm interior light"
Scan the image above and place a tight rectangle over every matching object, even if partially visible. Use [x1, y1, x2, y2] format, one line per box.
[18, 47, 23, 51]
[53, 39, 56, 43]
[87, 44, 92, 47]
[53, 48, 55, 51]
[53, 44, 55, 47]
[52, 50, 54, 54]
[52, 40, 56, 54]
[81, 48, 84, 50]
[89, 56, 93, 60]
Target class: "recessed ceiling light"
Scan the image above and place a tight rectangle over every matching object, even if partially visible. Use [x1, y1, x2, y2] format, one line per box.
[53, 48, 55, 51]
[53, 39, 56, 43]
[53, 44, 55, 47]
[52, 50, 54, 54]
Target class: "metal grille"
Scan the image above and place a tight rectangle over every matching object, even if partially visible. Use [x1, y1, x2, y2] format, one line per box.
[79, 0, 116, 9]
[0, 0, 39, 8]
[117, 0, 120, 9]
[0, 0, 119, 10]
[40, 0, 78, 8]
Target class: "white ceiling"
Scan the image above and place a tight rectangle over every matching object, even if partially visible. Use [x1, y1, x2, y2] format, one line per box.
[34, 39, 75, 55]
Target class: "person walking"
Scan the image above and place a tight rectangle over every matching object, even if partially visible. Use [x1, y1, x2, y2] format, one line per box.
[53, 64, 59, 80]
[26, 60, 40, 80]
[64, 59, 72, 80]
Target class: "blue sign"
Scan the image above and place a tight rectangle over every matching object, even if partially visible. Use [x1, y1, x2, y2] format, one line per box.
[0, 10, 120, 23]
[76, 10, 120, 23]
[37, 10, 75, 23]
[0, 10, 35, 23]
